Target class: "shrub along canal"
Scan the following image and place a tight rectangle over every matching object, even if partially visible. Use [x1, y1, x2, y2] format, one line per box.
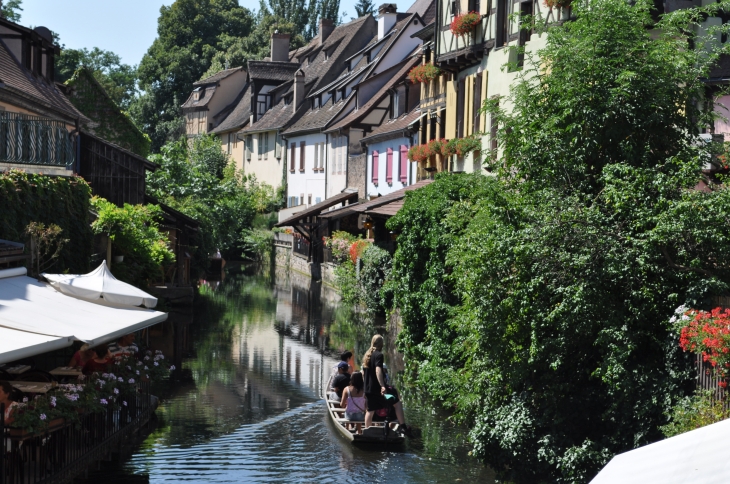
[89, 264, 493, 483]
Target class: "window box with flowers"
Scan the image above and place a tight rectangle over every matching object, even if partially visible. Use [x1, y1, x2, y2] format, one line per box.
[408, 63, 442, 84]
[544, 0, 572, 8]
[450, 12, 481, 37]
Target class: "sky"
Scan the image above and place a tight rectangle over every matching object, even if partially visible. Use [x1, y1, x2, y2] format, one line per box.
[18, 0, 414, 67]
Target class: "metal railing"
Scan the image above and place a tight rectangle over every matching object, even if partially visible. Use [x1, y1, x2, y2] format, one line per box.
[0, 112, 75, 168]
[0, 382, 152, 483]
[293, 235, 310, 259]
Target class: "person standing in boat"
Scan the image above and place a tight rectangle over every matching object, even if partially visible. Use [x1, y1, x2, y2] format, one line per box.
[361, 334, 412, 436]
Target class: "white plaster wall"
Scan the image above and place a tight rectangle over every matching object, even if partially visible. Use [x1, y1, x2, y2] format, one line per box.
[286, 133, 326, 207]
[246, 129, 285, 190]
[207, 69, 247, 117]
[327, 133, 348, 199]
[365, 135, 419, 197]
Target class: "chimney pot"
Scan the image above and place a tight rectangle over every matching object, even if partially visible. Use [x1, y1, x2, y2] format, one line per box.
[319, 19, 335, 46]
[377, 4, 398, 40]
[293, 70, 305, 112]
[270, 33, 291, 62]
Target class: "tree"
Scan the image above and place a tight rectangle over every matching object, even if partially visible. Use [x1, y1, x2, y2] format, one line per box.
[56, 47, 137, 110]
[0, 0, 22, 22]
[354, 0, 374, 18]
[133, 0, 256, 152]
[387, 0, 730, 481]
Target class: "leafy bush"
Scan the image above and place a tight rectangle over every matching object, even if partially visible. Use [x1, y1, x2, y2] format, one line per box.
[661, 390, 730, 438]
[324, 231, 359, 263]
[359, 244, 393, 317]
[0, 171, 92, 274]
[91, 197, 175, 287]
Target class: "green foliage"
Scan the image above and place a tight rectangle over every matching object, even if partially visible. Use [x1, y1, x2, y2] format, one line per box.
[0, 0, 22, 22]
[661, 390, 730, 438]
[133, 0, 256, 151]
[24, 222, 68, 277]
[324, 230, 358, 263]
[334, 260, 360, 307]
[56, 47, 138, 110]
[147, 136, 271, 272]
[91, 197, 175, 287]
[388, 0, 730, 481]
[64, 68, 150, 157]
[0, 171, 92, 274]
[353, 0, 375, 17]
[359, 244, 393, 317]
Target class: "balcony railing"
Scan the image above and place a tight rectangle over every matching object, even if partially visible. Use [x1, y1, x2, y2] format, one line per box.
[0, 112, 75, 168]
[422, 76, 447, 109]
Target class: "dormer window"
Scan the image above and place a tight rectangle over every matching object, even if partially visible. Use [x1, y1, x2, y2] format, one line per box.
[193, 87, 202, 101]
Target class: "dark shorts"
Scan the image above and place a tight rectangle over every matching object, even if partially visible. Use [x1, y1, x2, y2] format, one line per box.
[365, 389, 400, 411]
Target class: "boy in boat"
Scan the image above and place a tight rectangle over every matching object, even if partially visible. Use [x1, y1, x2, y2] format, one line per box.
[330, 361, 351, 401]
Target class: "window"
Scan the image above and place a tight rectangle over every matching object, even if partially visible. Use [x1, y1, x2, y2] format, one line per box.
[331, 139, 337, 174]
[490, 98, 499, 158]
[400, 145, 408, 184]
[275, 132, 282, 159]
[227, 133, 232, 155]
[372, 150, 379, 185]
[392, 90, 400, 118]
[456, 78, 466, 139]
[264, 132, 269, 160]
[386, 148, 393, 184]
[496, 0, 510, 47]
[257, 134, 262, 160]
[337, 136, 342, 174]
[300, 141, 306, 171]
[451, 0, 459, 16]
[290, 142, 296, 171]
[246, 135, 252, 161]
[320, 143, 325, 171]
[308, 194, 312, 205]
[314, 141, 319, 171]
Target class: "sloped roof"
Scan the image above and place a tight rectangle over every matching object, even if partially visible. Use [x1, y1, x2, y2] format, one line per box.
[181, 86, 215, 109]
[283, 95, 351, 135]
[210, 83, 252, 134]
[0, 38, 87, 123]
[325, 56, 419, 133]
[351, 178, 433, 213]
[274, 190, 359, 228]
[194, 67, 244, 86]
[407, 0, 436, 24]
[361, 108, 421, 144]
[247, 61, 300, 82]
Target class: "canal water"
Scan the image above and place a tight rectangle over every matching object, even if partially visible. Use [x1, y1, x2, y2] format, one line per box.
[97, 264, 494, 483]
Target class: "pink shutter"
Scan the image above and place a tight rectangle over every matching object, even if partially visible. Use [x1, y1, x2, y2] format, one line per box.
[372, 150, 379, 185]
[400, 145, 408, 183]
[386, 148, 393, 184]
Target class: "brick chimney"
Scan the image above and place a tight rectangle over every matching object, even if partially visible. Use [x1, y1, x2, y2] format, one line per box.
[378, 4, 398, 40]
[319, 19, 335, 46]
[293, 70, 305, 112]
[270, 32, 291, 62]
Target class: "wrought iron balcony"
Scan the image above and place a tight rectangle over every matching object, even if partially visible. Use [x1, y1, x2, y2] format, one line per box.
[0, 112, 75, 168]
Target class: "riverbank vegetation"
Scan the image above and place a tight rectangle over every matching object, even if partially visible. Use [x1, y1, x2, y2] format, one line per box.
[146, 135, 280, 270]
[386, 0, 730, 481]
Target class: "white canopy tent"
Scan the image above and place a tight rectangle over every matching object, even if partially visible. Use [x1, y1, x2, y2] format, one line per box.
[43, 261, 158, 308]
[0, 268, 167, 364]
[590, 417, 730, 483]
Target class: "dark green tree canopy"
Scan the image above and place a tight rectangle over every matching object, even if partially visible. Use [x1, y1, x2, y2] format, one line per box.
[0, 0, 22, 22]
[354, 0, 375, 18]
[387, 0, 730, 481]
[134, 0, 256, 151]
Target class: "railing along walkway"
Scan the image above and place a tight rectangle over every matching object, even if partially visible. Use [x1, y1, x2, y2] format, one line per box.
[0, 383, 152, 484]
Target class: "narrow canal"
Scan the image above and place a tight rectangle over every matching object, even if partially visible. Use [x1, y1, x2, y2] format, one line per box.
[96, 264, 494, 483]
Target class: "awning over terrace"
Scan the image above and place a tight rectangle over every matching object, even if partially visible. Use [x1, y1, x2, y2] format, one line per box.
[590, 416, 730, 483]
[0, 267, 168, 364]
[274, 190, 359, 242]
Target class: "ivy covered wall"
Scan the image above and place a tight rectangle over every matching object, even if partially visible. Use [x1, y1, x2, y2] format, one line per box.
[65, 68, 151, 158]
[0, 171, 93, 274]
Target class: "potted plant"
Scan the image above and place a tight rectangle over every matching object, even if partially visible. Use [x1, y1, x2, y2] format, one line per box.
[544, 0, 572, 8]
[450, 12, 481, 36]
[408, 63, 442, 84]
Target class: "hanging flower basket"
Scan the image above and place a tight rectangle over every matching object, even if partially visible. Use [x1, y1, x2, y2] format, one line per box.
[408, 63, 442, 84]
[450, 12, 481, 37]
[544, 0, 572, 8]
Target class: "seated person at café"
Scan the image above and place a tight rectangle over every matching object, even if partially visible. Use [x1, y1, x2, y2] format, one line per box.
[108, 333, 138, 357]
[82, 346, 112, 375]
[0, 381, 19, 424]
[68, 343, 94, 368]
[330, 361, 351, 401]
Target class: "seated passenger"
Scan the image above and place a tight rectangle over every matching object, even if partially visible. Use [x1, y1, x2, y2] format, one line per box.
[0, 381, 18, 424]
[68, 343, 94, 368]
[340, 371, 366, 434]
[108, 333, 138, 357]
[332, 350, 354, 376]
[330, 361, 350, 401]
[82, 346, 112, 375]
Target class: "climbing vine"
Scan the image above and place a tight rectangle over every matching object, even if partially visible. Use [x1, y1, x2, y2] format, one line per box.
[0, 171, 93, 274]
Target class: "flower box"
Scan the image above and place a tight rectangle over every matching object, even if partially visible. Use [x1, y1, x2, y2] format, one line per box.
[450, 12, 481, 36]
[8, 417, 66, 440]
[544, 0, 572, 8]
[408, 63, 442, 84]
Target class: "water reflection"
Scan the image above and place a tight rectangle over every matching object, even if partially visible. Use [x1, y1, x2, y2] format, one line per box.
[94, 264, 493, 483]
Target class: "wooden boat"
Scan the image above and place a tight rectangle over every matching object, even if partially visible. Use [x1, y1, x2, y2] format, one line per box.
[324, 373, 405, 445]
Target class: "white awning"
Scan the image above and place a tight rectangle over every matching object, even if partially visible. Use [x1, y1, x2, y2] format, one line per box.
[590, 417, 730, 483]
[43, 261, 158, 308]
[0, 268, 167, 363]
